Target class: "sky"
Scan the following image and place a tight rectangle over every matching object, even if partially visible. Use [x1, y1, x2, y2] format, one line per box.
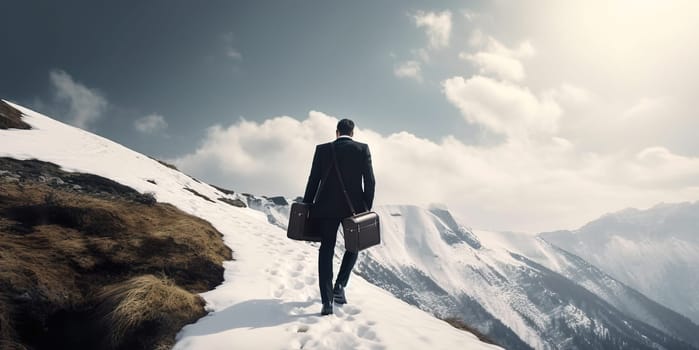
[2, 0, 699, 232]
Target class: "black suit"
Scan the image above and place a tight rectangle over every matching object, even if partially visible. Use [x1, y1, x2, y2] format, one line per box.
[303, 136, 375, 305]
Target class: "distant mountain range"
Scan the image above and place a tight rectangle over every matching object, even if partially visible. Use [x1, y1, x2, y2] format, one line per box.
[541, 201, 699, 325]
[249, 199, 699, 350]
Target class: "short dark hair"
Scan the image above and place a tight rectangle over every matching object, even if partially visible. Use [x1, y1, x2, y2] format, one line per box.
[337, 119, 355, 135]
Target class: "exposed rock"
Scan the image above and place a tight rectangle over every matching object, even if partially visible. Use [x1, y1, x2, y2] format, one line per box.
[267, 196, 289, 206]
[183, 187, 215, 203]
[218, 197, 247, 208]
[0, 100, 31, 130]
[212, 185, 235, 195]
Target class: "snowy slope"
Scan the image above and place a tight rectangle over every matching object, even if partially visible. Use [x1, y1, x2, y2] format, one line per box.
[0, 100, 500, 350]
[482, 230, 699, 346]
[248, 201, 699, 350]
[363, 206, 698, 350]
[540, 203, 699, 324]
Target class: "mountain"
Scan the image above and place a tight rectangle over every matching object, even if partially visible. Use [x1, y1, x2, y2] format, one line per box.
[0, 100, 499, 350]
[540, 202, 699, 325]
[250, 200, 699, 349]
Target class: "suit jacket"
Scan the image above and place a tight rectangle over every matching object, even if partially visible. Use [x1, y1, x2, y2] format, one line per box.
[303, 137, 375, 218]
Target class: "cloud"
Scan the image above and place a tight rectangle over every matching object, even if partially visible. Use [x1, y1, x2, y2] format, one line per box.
[394, 61, 422, 82]
[49, 70, 107, 129]
[172, 110, 699, 232]
[134, 114, 168, 134]
[174, 112, 337, 197]
[460, 37, 535, 82]
[443, 75, 561, 138]
[413, 10, 452, 49]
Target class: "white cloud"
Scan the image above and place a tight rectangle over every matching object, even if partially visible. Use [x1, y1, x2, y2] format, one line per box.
[394, 61, 422, 82]
[173, 111, 699, 232]
[174, 112, 337, 193]
[631, 146, 699, 188]
[413, 11, 452, 49]
[134, 114, 168, 134]
[49, 70, 107, 129]
[460, 37, 535, 82]
[461, 51, 526, 82]
[443, 75, 561, 138]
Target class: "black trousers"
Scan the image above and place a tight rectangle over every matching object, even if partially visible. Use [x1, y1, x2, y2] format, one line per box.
[317, 217, 358, 305]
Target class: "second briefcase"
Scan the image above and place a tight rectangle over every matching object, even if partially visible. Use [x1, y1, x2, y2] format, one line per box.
[287, 202, 322, 242]
[342, 211, 381, 252]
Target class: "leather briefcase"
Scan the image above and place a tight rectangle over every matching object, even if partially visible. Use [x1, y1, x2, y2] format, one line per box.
[287, 202, 322, 242]
[328, 143, 381, 252]
[342, 211, 380, 252]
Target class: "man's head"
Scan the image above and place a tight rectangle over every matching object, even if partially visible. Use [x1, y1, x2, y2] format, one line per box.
[336, 118, 355, 138]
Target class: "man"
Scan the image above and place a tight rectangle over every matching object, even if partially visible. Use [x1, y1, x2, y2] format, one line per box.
[303, 118, 376, 316]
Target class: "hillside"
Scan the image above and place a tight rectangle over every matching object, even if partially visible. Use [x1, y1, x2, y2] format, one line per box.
[540, 202, 699, 324]
[0, 157, 231, 349]
[0, 100, 500, 349]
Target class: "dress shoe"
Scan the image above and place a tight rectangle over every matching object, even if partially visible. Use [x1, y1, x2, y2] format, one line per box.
[321, 303, 333, 316]
[333, 285, 347, 304]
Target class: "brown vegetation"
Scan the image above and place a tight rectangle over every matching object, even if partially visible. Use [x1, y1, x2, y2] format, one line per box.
[94, 275, 206, 350]
[442, 317, 500, 346]
[0, 101, 30, 130]
[0, 158, 232, 350]
[149, 157, 179, 171]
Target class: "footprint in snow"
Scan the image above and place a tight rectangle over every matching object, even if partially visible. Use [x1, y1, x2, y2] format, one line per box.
[337, 305, 361, 316]
[357, 324, 378, 341]
[289, 334, 313, 349]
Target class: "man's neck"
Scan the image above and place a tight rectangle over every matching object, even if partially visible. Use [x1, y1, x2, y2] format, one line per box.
[337, 134, 352, 139]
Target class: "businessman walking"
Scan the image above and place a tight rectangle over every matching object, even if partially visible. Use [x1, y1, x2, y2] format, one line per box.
[303, 118, 376, 316]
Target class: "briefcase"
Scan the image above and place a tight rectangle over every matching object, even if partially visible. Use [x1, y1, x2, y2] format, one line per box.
[342, 211, 380, 252]
[287, 202, 322, 242]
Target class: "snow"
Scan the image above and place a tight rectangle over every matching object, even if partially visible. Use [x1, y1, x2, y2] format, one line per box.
[541, 203, 699, 324]
[0, 101, 499, 350]
[364, 205, 548, 349]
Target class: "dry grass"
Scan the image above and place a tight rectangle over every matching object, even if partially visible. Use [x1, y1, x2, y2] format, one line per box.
[442, 317, 500, 346]
[94, 275, 205, 350]
[0, 159, 232, 349]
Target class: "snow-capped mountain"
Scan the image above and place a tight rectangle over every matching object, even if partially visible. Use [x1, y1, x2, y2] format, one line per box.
[540, 202, 699, 325]
[249, 200, 699, 349]
[0, 100, 500, 349]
